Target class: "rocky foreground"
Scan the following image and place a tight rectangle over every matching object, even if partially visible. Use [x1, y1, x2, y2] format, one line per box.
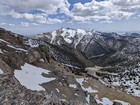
[0, 28, 140, 105]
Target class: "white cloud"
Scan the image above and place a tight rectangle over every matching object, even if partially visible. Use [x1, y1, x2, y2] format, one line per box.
[20, 22, 30, 27]
[11, 11, 35, 20]
[0, 0, 69, 25]
[71, 0, 140, 23]
[0, 22, 7, 25]
[10, 11, 63, 24]
[8, 24, 15, 26]
[47, 18, 63, 24]
[0, 0, 70, 15]
[0, 22, 15, 26]
[0, 0, 140, 24]
[31, 23, 39, 26]
[10, 11, 46, 23]
[20, 22, 40, 27]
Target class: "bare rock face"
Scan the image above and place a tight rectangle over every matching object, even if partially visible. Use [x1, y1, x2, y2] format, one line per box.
[0, 58, 13, 74]
[89, 94, 98, 105]
[28, 49, 41, 63]
[0, 75, 46, 105]
[113, 102, 122, 105]
[0, 51, 26, 74]
[0, 28, 23, 45]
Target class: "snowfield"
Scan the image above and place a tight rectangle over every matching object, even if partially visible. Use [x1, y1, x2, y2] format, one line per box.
[14, 63, 56, 91]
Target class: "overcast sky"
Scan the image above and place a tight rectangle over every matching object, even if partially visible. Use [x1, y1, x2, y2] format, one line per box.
[0, 0, 140, 35]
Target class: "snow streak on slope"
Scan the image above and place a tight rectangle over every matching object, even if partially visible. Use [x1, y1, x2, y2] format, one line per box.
[14, 63, 56, 91]
[7, 45, 28, 52]
[0, 49, 3, 53]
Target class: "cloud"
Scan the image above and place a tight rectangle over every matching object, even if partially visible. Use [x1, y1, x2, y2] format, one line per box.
[0, 22, 7, 25]
[10, 11, 47, 23]
[10, 11, 63, 24]
[70, 0, 139, 23]
[0, 0, 70, 15]
[0, 0, 140, 24]
[0, 0, 69, 24]
[0, 22, 15, 26]
[19, 22, 39, 27]
[20, 22, 30, 27]
[31, 23, 39, 26]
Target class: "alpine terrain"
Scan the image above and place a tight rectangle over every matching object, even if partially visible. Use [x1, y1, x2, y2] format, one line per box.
[0, 27, 140, 105]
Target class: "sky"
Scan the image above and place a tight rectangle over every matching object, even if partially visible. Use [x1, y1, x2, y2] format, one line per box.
[0, 0, 140, 35]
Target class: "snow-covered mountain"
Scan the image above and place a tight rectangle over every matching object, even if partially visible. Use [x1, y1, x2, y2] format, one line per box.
[0, 27, 140, 105]
[36, 28, 140, 65]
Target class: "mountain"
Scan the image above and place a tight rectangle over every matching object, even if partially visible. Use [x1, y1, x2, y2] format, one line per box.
[0, 27, 140, 105]
[37, 28, 140, 66]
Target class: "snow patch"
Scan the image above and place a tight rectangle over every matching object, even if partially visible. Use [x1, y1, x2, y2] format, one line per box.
[0, 49, 3, 53]
[14, 63, 55, 91]
[0, 68, 4, 74]
[95, 97, 113, 105]
[61, 28, 76, 43]
[69, 84, 77, 88]
[110, 69, 140, 97]
[77, 29, 86, 35]
[95, 95, 130, 105]
[51, 31, 57, 43]
[83, 87, 98, 93]
[102, 98, 113, 105]
[76, 78, 84, 86]
[39, 59, 45, 62]
[27, 39, 39, 47]
[86, 94, 90, 104]
[56, 88, 60, 92]
[76, 78, 98, 93]
[126, 88, 140, 97]
[60, 99, 66, 102]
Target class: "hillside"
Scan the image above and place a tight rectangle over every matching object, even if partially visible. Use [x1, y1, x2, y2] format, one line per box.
[0, 28, 140, 105]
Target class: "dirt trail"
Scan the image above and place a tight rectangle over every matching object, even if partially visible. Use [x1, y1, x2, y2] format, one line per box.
[86, 66, 117, 75]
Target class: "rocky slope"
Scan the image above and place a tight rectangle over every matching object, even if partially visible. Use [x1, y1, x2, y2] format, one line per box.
[0, 27, 140, 105]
